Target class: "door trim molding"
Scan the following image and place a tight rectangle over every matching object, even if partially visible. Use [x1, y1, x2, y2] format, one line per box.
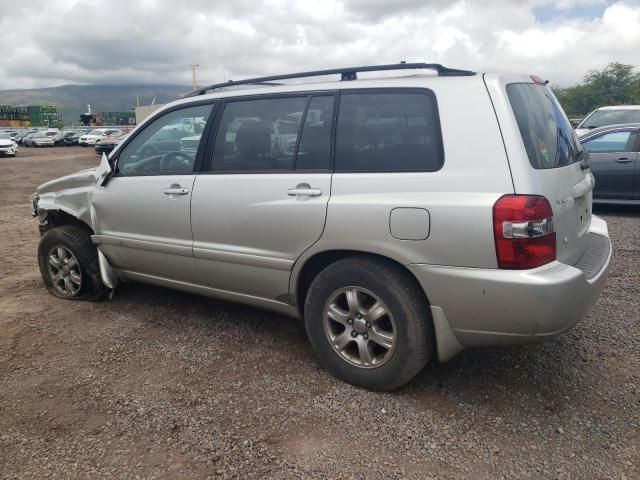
[92, 234, 192, 257]
[193, 247, 293, 271]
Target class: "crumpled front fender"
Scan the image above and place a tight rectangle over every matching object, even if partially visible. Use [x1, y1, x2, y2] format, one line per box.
[35, 153, 112, 231]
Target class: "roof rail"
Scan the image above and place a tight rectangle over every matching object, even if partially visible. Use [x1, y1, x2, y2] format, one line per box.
[183, 62, 476, 98]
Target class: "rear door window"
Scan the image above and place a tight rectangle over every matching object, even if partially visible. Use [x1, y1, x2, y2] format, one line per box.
[334, 91, 443, 172]
[296, 95, 335, 171]
[507, 83, 583, 169]
[582, 130, 638, 153]
[212, 97, 308, 171]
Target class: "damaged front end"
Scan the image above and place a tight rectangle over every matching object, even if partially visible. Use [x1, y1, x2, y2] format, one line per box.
[32, 153, 112, 235]
[31, 153, 118, 290]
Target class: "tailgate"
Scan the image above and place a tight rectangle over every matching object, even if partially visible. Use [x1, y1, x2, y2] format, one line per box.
[484, 75, 592, 266]
[529, 163, 593, 265]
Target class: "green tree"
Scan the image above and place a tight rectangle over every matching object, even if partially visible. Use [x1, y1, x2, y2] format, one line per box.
[553, 62, 640, 117]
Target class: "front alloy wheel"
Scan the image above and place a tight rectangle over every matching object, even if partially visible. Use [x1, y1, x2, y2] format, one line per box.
[38, 225, 108, 301]
[47, 245, 82, 296]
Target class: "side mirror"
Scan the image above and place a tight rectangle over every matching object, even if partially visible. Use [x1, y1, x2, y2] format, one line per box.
[96, 153, 112, 186]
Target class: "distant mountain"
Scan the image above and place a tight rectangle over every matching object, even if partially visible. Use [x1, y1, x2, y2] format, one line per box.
[0, 84, 191, 124]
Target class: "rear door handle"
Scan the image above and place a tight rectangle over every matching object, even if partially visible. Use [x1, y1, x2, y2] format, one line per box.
[287, 184, 322, 197]
[164, 187, 189, 195]
[615, 158, 632, 163]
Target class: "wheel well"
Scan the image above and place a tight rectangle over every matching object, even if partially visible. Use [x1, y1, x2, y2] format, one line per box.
[41, 210, 93, 235]
[295, 250, 429, 318]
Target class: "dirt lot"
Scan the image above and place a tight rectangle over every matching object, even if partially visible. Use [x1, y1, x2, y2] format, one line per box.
[0, 147, 638, 479]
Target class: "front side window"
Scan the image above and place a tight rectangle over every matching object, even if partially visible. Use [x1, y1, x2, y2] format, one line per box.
[212, 96, 308, 171]
[334, 92, 443, 172]
[507, 83, 583, 169]
[582, 130, 638, 153]
[116, 104, 213, 175]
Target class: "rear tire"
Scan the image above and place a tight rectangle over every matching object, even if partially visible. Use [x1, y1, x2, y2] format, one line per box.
[38, 225, 108, 301]
[304, 256, 433, 391]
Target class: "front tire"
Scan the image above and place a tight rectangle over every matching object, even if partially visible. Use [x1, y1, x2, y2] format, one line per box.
[38, 225, 108, 301]
[304, 256, 434, 391]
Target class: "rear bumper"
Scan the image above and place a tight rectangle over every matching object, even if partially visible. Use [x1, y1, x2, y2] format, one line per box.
[409, 216, 612, 360]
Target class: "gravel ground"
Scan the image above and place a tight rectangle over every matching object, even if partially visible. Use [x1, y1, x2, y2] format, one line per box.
[0, 147, 638, 479]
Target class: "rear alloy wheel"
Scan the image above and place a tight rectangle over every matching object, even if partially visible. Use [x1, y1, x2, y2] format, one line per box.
[305, 256, 434, 391]
[323, 286, 397, 368]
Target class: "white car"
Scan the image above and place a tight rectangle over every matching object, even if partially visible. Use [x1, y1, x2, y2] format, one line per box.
[31, 134, 55, 147]
[575, 105, 640, 137]
[79, 129, 121, 146]
[0, 133, 18, 156]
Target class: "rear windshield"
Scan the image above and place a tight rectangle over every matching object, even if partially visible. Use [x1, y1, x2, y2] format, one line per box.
[507, 83, 582, 169]
[580, 109, 640, 129]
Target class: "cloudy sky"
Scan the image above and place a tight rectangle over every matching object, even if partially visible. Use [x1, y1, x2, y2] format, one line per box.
[0, 0, 638, 90]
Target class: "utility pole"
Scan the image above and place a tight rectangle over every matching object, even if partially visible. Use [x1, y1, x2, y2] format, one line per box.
[189, 64, 200, 91]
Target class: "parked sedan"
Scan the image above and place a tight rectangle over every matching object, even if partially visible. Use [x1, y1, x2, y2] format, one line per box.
[53, 131, 80, 146]
[0, 133, 18, 156]
[30, 133, 55, 147]
[63, 132, 83, 146]
[580, 123, 640, 204]
[575, 105, 640, 137]
[21, 133, 34, 147]
[79, 128, 123, 146]
[21, 133, 38, 147]
[95, 133, 129, 155]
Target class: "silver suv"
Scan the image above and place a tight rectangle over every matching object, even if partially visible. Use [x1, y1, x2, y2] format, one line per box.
[31, 63, 612, 391]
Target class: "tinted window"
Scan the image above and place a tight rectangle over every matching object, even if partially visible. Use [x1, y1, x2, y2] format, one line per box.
[507, 83, 583, 169]
[212, 97, 308, 171]
[296, 96, 335, 170]
[335, 92, 442, 172]
[582, 130, 638, 153]
[116, 104, 213, 175]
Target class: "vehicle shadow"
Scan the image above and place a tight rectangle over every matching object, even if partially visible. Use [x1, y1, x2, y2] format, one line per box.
[109, 280, 590, 410]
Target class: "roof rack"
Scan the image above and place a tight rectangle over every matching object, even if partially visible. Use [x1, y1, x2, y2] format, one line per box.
[183, 62, 476, 98]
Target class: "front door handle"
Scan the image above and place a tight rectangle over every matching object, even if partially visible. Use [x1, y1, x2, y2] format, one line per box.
[615, 158, 632, 163]
[164, 186, 189, 195]
[287, 183, 322, 197]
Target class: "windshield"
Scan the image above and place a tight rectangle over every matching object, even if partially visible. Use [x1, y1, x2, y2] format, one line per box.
[580, 109, 640, 129]
[0, 133, 10, 139]
[507, 83, 583, 169]
[89, 129, 105, 135]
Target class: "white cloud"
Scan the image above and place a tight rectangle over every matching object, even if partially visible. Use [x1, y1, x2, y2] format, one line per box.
[0, 0, 637, 90]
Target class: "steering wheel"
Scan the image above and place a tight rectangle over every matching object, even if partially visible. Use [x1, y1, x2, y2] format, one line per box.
[159, 151, 192, 172]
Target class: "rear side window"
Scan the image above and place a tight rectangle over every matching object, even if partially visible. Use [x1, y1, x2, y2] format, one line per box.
[507, 83, 583, 169]
[335, 92, 443, 172]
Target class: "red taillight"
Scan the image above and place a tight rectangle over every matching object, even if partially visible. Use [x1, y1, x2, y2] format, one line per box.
[493, 195, 556, 269]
